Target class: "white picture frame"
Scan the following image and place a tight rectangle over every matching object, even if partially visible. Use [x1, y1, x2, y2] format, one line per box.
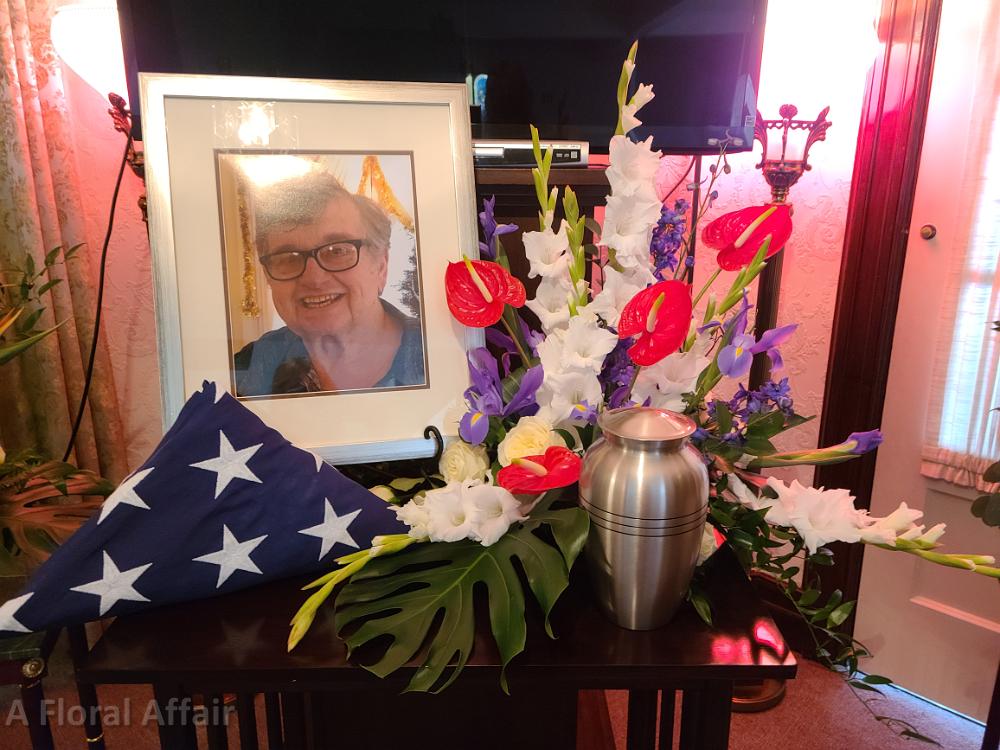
[139, 73, 482, 464]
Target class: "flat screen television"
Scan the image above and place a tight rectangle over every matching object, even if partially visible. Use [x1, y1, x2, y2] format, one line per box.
[117, 0, 767, 154]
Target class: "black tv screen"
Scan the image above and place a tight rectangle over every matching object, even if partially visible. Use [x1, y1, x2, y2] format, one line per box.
[118, 0, 766, 154]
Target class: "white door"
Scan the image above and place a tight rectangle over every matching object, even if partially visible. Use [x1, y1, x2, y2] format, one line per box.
[854, 0, 1000, 722]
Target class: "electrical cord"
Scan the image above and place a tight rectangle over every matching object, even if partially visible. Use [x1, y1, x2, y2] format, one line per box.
[62, 134, 132, 463]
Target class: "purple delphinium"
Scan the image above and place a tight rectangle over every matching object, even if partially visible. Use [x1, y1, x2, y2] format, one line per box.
[650, 199, 688, 281]
[707, 378, 797, 447]
[478, 196, 518, 260]
[601, 338, 635, 387]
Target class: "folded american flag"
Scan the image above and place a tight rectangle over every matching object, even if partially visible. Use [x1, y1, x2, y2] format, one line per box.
[0, 381, 405, 634]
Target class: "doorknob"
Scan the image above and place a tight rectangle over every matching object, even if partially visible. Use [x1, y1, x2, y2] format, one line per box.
[920, 224, 937, 240]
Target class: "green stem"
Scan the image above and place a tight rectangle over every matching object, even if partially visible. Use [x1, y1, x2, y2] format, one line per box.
[626, 365, 642, 403]
[692, 267, 721, 307]
[500, 311, 531, 364]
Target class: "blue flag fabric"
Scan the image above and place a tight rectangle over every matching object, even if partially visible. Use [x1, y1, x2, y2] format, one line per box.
[0, 381, 406, 635]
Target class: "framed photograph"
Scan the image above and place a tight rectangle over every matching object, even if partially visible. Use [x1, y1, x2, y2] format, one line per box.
[140, 74, 482, 464]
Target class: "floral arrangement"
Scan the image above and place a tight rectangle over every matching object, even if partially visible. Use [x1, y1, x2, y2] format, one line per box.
[288, 44, 998, 735]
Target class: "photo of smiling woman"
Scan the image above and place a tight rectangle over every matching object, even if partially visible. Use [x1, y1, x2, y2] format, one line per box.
[216, 153, 427, 398]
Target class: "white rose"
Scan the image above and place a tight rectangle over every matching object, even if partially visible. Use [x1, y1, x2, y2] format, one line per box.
[497, 416, 563, 466]
[439, 441, 490, 484]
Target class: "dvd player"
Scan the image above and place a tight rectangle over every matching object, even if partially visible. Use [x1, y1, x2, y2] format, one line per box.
[473, 140, 590, 168]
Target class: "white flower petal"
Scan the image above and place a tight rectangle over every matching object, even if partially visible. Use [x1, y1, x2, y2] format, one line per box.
[523, 224, 570, 279]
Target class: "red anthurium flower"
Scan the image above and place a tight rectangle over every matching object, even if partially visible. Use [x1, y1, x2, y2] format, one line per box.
[618, 280, 693, 366]
[496, 446, 582, 494]
[701, 204, 793, 271]
[445, 257, 526, 328]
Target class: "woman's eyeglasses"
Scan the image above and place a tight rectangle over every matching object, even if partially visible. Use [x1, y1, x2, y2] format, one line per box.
[259, 240, 364, 281]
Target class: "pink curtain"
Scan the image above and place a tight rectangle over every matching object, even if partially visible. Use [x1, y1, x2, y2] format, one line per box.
[0, 0, 127, 482]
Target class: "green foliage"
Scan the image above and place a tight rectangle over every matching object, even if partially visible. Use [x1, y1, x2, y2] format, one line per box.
[0, 450, 111, 574]
[0, 244, 81, 366]
[333, 506, 589, 693]
[971, 461, 1000, 527]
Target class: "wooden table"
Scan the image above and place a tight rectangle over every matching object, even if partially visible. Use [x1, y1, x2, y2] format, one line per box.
[0, 630, 59, 750]
[76, 545, 796, 749]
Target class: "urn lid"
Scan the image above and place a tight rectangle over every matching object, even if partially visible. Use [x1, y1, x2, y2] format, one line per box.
[598, 407, 696, 448]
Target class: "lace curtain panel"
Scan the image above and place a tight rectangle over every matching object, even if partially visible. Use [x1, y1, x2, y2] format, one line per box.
[0, 0, 127, 482]
[922, 4, 1000, 492]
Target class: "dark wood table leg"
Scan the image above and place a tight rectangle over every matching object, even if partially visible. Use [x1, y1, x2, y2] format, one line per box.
[679, 682, 734, 750]
[983, 660, 1000, 750]
[67, 625, 106, 750]
[20, 672, 54, 750]
[264, 692, 284, 750]
[236, 693, 259, 750]
[627, 690, 658, 750]
[280, 692, 307, 749]
[658, 690, 676, 750]
[204, 693, 228, 750]
[152, 684, 198, 750]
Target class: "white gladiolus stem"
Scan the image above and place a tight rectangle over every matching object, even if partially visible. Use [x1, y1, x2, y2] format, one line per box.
[463, 257, 493, 303]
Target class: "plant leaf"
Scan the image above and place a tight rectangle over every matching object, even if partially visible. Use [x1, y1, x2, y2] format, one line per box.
[388, 477, 424, 492]
[333, 508, 588, 694]
[0, 324, 62, 365]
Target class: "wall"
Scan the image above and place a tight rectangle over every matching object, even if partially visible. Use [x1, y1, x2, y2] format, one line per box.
[58, 0, 878, 475]
[681, 0, 880, 485]
[60, 64, 159, 469]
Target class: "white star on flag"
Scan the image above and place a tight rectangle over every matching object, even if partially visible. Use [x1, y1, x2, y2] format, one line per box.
[98, 467, 155, 524]
[194, 525, 268, 588]
[190, 431, 263, 498]
[0, 593, 33, 633]
[71, 551, 152, 616]
[298, 500, 361, 559]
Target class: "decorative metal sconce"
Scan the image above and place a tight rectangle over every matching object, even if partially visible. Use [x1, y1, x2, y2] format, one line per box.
[753, 104, 833, 204]
[108, 93, 147, 223]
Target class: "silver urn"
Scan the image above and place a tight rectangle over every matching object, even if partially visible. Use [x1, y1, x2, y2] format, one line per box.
[579, 407, 709, 630]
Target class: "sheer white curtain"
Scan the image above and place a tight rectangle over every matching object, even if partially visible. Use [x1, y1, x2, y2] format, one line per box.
[922, 5, 1000, 492]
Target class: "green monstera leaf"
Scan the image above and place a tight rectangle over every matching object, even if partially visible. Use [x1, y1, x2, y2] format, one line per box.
[333, 507, 589, 694]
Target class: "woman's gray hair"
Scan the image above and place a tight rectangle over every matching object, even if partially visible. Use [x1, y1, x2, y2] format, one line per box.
[250, 170, 391, 256]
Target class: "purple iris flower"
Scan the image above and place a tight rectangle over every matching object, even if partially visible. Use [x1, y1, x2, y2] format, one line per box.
[569, 400, 598, 425]
[727, 293, 751, 337]
[845, 430, 883, 454]
[460, 411, 490, 444]
[718, 333, 756, 378]
[502, 365, 543, 417]
[458, 350, 542, 443]
[478, 196, 518, 260]
[749, 324, 798, 371]
[462, 348, 504, 418]
[520, 319, 544, 355]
